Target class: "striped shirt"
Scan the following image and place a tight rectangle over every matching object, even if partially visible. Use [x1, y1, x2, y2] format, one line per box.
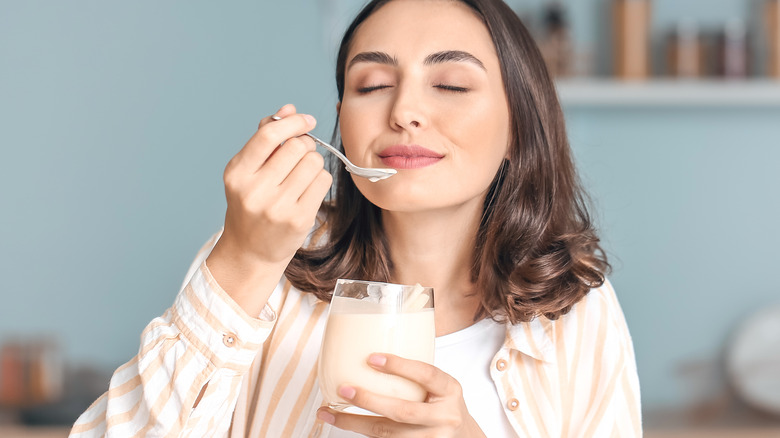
[71, 230, 642, 437]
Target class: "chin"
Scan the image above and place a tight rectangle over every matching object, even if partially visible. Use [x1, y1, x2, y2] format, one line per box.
[353, 176, 434, 212]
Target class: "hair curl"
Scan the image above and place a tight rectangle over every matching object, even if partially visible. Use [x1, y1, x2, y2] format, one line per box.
[285, 0, 609, 323]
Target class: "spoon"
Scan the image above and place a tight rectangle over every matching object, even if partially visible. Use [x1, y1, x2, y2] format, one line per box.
[402, 283, 431, 313]
[271, 116, 396, 182]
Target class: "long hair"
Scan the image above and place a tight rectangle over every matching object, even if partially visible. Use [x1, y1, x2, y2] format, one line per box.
[285, 0, 609, 323]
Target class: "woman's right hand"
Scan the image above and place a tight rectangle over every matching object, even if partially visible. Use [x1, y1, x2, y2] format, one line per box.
[206, 104, 333, 316]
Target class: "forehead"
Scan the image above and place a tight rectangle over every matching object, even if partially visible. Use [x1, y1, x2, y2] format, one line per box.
[348, 0, 497, 64]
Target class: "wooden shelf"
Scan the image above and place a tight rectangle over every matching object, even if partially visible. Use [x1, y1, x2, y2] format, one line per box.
[555, 79, 780, 108]
[645, 429, 780, 438]
[0, 426, 71, 438]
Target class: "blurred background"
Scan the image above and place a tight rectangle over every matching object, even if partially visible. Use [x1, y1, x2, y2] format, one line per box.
[1, 0, 779, 436]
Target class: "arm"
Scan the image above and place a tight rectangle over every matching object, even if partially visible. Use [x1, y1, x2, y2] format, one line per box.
[71, 104, 332, 437]
[70, 260, 278, 437]
[206, 104, 332, 317]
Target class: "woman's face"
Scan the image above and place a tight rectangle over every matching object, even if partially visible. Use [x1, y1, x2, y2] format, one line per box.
[339, 0, 511, 213]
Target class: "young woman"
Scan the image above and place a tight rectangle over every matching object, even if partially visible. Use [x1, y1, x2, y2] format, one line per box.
[71, 0, 641, 436]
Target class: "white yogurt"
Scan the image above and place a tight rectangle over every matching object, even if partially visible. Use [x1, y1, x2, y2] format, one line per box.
[318, 296, 435, 408]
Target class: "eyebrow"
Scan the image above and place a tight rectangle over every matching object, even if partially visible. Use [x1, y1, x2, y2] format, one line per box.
[424, 50, 486, 70]
[347, 50, 486, 71]
[348, 51, 398, 70]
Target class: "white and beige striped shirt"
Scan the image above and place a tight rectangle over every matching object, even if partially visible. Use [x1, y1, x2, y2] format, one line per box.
[71, 230, 641, 437]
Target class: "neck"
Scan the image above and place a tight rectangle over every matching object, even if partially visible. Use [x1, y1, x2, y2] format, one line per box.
[382, 200, 484, 336]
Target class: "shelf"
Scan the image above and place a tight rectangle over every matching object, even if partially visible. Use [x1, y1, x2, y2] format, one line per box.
[644, 429, 780, 438]
[555, 79, 780, 108]
[0, 426, 72, 438]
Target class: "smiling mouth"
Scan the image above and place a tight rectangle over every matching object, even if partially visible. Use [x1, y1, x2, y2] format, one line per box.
[377, 145, 444, 169]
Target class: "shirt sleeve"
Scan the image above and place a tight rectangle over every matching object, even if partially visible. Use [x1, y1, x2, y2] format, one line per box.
[69, 233, 281, 437]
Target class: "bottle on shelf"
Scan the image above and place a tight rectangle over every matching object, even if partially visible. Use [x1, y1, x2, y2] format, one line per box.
[612, 0, 652, 79]
[666, 20, 704, 78]
[715, 19, 749, 79]
[766, 0, 780, 78]
[538, 2, 574, 78]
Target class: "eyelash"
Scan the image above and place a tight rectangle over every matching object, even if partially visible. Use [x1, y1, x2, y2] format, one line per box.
[357, 85, 392, 94]
[356, 84, 469, 94]
[434, 84, 469, 93]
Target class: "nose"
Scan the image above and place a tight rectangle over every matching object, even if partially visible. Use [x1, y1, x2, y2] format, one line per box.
[388, 83, 426, 131]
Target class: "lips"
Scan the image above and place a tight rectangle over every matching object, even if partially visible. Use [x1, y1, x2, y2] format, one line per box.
[377, 145, 444, 169]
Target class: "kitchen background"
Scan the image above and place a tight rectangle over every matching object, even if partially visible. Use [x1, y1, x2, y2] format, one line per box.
[1, 0, 779, 435]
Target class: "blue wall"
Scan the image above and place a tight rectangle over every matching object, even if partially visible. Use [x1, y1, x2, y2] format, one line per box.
[1, 0, 340, 368]
[566, 107, 780, 407]
[2, 0, 778, 411]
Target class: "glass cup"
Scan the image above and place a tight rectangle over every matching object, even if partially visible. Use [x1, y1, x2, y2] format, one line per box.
[317, 279, 435, 410]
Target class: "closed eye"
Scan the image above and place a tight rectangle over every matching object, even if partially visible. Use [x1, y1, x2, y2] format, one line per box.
[434, 84, 469, 93]
[357, 84, 393, 94]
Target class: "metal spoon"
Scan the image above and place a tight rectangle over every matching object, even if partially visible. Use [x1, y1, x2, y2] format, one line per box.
[271, 116, 396, 182]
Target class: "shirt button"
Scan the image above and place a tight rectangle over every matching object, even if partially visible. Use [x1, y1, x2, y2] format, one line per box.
[223, 333, 238, 348]
[507, 398, 519, 411]
[496, 359, 508, 371]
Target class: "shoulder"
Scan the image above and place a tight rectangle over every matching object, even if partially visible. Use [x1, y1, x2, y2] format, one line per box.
[569, 279, 629, 331]
[556, 278, 632, 343]
[551, 278, 635, 363]
[507, 279, 634, 362]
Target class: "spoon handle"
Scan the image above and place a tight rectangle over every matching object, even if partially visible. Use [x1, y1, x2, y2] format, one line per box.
[304, 133, 351, 167]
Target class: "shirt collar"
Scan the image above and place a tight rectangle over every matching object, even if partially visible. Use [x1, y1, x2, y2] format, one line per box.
[307, 293, 321, 308]
[504, 316, 557, 363]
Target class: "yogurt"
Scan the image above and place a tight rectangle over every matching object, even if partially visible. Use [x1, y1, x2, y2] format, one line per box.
[318, 296, 435, 408]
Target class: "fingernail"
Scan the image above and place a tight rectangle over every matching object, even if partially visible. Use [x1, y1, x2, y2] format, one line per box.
[338, 385, 356, 400]
[368, 354, 386, 367]
[303, 114, 316, 127]
[317, 410, 335, 425]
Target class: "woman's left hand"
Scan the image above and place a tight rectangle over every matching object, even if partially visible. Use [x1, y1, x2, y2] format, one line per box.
[316, 353, 487, 437]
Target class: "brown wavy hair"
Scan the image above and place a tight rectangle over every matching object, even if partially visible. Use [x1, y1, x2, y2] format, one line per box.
[285, 0, 609, 323]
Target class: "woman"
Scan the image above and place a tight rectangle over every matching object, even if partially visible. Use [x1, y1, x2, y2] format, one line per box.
[71, 0, 641, 436]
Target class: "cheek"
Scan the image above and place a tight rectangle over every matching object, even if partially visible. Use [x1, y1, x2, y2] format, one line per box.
[339, 103, 386, 164]
[338, 105, 356, 137]
[454, 113, 510, 163]
[338, 105, 362, 151]
[442, 87, 509, 148]
[478, 101, 511, 160]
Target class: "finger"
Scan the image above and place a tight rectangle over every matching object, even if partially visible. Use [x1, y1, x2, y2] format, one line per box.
[297, 169, 333, 210]
[277, 150, 327, 199]
[317, 407, 422, 438]
[257, 135, 317, 186]
[289, 171, 332, 232]
[368, 354, 455, 397]
[334, 384, 435, 427]
[257, 103, 297, 129]
[232, 113, 317, 175]
[250, 105, 298, 166]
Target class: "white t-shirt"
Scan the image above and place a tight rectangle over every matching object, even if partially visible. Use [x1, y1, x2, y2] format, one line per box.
[330, 317, 515, 437]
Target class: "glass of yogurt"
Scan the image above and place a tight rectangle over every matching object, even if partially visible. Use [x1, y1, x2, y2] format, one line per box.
[318, 279, 435, 410]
